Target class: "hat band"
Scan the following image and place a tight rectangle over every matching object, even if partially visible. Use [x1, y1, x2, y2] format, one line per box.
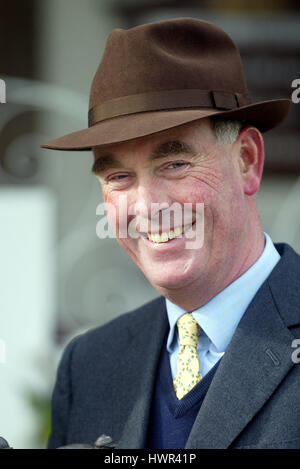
[88, 89, 250, 127]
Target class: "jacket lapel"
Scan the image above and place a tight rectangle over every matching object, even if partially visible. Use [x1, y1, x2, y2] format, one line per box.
[186, 247, 298, 448]
[114, 296, 168, 449]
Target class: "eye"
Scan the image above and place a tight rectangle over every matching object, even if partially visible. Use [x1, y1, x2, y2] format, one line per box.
[106, 173, 130, 182]
[110, 174, 128, 180]
[166, 162, 186, 169]
[102, 173, 133, 190]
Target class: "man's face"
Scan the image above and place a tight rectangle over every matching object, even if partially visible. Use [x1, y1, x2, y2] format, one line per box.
[93, 118, 253, 298]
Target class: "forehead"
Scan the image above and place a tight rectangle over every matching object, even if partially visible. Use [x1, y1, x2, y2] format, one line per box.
[92, 118, 215, 163]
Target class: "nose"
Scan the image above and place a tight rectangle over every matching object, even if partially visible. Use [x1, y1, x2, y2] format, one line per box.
[132, 177, 174, 233]
[136, 182, 168, 215]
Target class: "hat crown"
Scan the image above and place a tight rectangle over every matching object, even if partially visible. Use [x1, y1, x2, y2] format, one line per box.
[89, 17, 249, 110]
[41, 17, 291, 151]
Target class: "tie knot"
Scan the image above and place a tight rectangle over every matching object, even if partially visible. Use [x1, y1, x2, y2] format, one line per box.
[177, 313, 200, 347]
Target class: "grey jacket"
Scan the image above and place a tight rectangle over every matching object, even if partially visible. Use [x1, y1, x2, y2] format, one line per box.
[48, 243, 300, 449]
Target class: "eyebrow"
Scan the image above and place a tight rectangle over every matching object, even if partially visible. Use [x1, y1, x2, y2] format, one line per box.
[150, 140, 195, 159]
[91, 140, 195, 175]
[91, 154, 121, 175]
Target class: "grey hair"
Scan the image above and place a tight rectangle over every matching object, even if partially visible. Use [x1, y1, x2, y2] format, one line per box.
[212, 118, 243, 144]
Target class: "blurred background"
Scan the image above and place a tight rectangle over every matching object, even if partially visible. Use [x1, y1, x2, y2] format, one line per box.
[0, 0, 299, 448]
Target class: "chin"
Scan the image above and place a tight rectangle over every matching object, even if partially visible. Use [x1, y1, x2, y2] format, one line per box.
[145, 265, 200, 291]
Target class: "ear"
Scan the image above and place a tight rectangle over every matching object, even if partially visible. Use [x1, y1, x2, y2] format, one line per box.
[236, 126, 264, 196]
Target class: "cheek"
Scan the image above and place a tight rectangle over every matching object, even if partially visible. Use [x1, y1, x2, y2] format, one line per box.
[172, 178, 209, 206]
[103, 192, 136, 244]
[176, 181, 220, 223]
[103, 190, 124, 221]
[182, 174, 244, 231]
[102, 192, 121, 235]
[211, 185, 247, 239]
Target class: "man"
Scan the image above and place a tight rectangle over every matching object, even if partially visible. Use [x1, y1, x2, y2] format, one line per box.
[42, 18, 300, 449]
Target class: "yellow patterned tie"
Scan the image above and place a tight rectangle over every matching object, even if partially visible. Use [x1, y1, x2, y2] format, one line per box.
[173, 313, 202, 400]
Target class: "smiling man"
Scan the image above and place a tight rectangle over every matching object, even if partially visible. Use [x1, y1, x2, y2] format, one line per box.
[42, 18, 300, 449]
[92, 119, 264, 312]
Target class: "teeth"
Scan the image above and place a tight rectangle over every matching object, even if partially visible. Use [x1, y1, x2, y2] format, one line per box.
[147, 225, 188, 243]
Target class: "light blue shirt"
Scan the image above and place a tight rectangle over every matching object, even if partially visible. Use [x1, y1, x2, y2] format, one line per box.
[166, 232, 280, 379]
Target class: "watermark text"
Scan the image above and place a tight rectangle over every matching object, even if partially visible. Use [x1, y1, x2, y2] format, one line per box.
[291, 339, 300, 363]
[96, 198, 204, 249]
[291, 79, 300, 104]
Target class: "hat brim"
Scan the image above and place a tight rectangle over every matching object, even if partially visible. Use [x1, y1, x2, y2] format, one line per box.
[41, 99, 291, 151]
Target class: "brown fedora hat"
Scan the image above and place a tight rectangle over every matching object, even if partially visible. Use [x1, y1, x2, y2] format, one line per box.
[41, 17, 291, 151]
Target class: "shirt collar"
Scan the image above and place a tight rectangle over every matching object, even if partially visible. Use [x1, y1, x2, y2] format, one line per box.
[166, 232, 280, 353]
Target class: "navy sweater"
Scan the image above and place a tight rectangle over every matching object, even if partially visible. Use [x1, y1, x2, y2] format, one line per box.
[146, 338, 220, 449]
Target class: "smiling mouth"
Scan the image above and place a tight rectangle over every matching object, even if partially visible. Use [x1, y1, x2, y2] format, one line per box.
[145, 223, 194, 243]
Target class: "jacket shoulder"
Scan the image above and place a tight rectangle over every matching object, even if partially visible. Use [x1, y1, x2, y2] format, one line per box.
[65, 295, 166, 369]
[83, 294, 164, 340]
[271, 243, 300, 327]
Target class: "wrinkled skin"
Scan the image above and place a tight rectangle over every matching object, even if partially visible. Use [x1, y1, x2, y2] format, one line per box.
[93, 118, 265, 311]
